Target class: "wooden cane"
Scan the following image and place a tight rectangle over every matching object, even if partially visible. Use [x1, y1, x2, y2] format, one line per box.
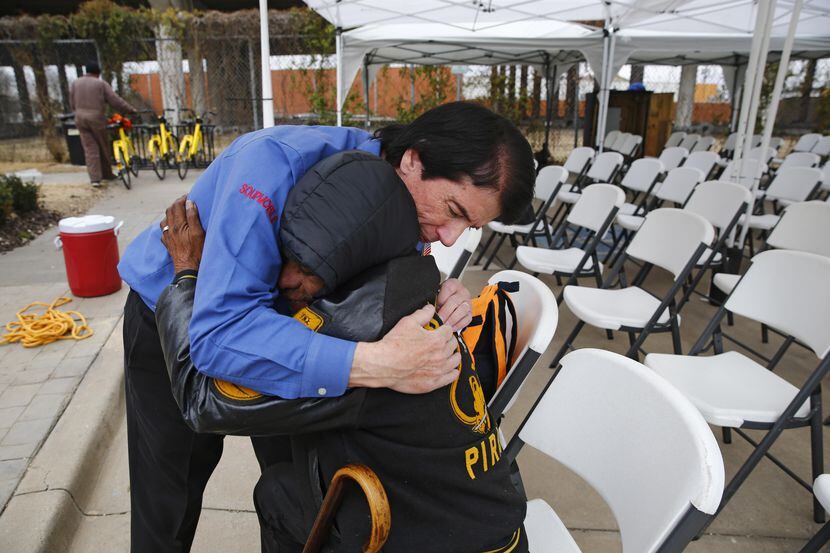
[302, 464, 391, 553]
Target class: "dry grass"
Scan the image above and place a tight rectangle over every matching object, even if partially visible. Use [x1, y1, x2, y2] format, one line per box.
[0, 137, 65, 164]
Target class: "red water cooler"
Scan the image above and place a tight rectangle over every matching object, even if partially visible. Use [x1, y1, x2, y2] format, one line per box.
[54, 215, 124, 297]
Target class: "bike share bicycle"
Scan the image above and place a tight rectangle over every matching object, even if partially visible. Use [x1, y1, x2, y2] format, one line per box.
[176, 109, 215, 180]
[142, 109, 179, 180]
[108, 113, 140, 190]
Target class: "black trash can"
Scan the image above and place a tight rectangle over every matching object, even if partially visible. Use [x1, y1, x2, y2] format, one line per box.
[61, 118, 86, 166]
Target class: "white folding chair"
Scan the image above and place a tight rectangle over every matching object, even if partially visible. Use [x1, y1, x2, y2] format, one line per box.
[793, 133, 823, 153]
[801, 474, 830, 552]
[721, 158, 767, 188]
[615, 167, 705, 234]
[645, 249, 830, 526]
[682, 150, 719, 179]
[713, 201, 830, 296]
[678, 133, 700, 152]
[616, 158, 666, 216]
[657, 146, 688, 172]
[777, 152, 820, 172]
[769, 136, 785, 155]
[748, 167, 823, 231]
[609, 132, 631, 153]
[486, 270, 558, 420]
[551, 208, 715, 366]
[721, 132, 738, 158]
[506, 349, 724, 553]
[477, 166, 569, 270]
[604, 130, 621, 151]
[517, 184, 625, 302]
[811, 136, 830, 159]
[676, 181, 752, 309]
[751, 134, 763, 148]
[556, 151, 623, 208]
[562, 147, 595, 185]
[822, 163, 830, 193]
[619, 134, 643, 158]
[692, 136, 716, 152]
[430, 227, 482, 280]
[747, 145, 777, 166]
[665, 131, 686, 149]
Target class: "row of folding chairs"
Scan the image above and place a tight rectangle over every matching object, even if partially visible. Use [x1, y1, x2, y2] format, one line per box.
[665, 130, 830, 165]
[498, 202, 830, 550]
[477, 142, 829, 280]
[478, 207, 830, 550]
[602, 130, 643, 159]
[665, 131, 717, 153]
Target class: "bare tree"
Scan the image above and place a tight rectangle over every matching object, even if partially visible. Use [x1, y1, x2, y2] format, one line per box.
[675, 64, 697, 129]
[531, 66, 542, 121]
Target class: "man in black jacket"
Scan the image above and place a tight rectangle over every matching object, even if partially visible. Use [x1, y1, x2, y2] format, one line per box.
[156, 151, 528, 552]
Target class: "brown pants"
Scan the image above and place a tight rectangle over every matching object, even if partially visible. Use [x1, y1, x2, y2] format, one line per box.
[75, 113, 115, 182]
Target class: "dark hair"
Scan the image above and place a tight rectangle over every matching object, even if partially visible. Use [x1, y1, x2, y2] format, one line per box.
[375, 101, 534, 224]
[85, 61, 101, 75]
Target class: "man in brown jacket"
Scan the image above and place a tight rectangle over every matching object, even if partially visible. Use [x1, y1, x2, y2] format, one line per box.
[69, 62, 137, 186]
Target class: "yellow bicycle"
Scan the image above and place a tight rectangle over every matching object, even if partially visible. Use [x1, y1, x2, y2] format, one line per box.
[177, 110, 214, 180]
[145, 109, 179, 180]
[109, 114, 139, 190]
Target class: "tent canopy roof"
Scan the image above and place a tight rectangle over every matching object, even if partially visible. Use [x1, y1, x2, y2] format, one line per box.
[307, 0, 830, 36]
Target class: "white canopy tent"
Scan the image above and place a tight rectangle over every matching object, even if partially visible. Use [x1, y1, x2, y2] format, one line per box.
[296, 0, 830, 133]
[336, 21, 830, 146]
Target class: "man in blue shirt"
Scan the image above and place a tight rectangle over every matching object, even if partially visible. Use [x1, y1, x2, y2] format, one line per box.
[118, 102, 534, 552]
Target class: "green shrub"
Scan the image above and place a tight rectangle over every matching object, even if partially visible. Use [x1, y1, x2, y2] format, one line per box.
[0, 175, 40, 214]
[0, 180, 12, 226]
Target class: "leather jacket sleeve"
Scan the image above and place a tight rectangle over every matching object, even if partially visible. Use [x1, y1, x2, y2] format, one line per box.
[156, 255, 439, 436]
[156, 277, 367, 436]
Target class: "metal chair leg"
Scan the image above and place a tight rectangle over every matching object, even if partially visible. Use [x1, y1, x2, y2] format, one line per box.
[549, 321, 584, 368]
[722, 427, 733, 444]
[474, 231, 497, 265]
[483, 234, 508, 270]
[627, 331, 639, 361]
[671, 316, 683, 355]
[811, 390, 826, 523]
[799, 521, 830, 553]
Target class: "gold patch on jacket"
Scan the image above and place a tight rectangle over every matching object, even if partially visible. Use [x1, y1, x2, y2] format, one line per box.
[294, 307, 324, 331]
[212, 379, 263, 401]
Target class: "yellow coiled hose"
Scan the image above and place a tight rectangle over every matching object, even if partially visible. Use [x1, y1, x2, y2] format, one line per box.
[0, 297, 93, 348]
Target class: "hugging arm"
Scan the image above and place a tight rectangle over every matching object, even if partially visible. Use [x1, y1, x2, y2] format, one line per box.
[156, 268, 366, 437]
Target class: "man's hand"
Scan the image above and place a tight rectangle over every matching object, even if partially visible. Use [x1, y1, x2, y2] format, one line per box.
[436, 278, 473, 331]
[350, 304, 461, 394]
[160, 196, 206, 273]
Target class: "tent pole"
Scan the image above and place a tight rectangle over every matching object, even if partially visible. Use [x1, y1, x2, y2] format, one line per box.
[729, 59, 744, 133]
[735, 0, 777, 249]
[745, 0, 802, 247]
[362, 55, 371, 128]
[542, 57, 554, 165]
[573, 62, 580, 148]
[758, 0, 801, 156]
[597, 25, 615, 153]
[336, 27, 343, 127]
[594, 26, 608, 153]
[732, 0, 771, 173]
[258, 0, 274, 128]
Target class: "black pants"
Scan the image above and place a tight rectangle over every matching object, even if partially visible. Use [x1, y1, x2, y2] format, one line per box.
[124, 289, 289, 553]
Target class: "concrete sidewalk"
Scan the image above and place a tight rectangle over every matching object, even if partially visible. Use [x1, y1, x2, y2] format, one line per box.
[0, 169, 196, 517]
[0, 168, 827, 551]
